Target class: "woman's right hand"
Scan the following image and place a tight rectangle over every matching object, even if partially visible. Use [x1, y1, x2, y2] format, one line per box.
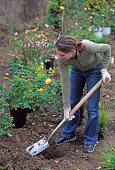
[64, 107, 75, 121]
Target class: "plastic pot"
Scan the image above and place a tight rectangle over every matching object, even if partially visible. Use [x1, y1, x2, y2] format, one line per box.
[10, 108, 32, 128]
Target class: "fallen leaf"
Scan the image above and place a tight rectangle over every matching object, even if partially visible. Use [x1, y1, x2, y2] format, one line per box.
[96, 167, 101, 169]
[48, 124, 54, 127]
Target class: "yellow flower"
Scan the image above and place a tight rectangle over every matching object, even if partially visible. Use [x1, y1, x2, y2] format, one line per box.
[45, 78, 51, 84]
[60, 6, 64, 10]
[12, 92, 16, 96]
[107, 160, 110, 162]
[32, 28, 37, 32]
[39, 88, 43, 92]
[75, 23, 78, 26]
[5, 73, 9, 76]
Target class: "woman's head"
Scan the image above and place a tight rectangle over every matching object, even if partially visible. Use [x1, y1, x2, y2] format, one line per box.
[55, 35, 85, 61]
[55, 35, 76, 53]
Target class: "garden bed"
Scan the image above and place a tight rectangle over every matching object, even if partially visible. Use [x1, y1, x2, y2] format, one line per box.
[0, 64, 115, 170]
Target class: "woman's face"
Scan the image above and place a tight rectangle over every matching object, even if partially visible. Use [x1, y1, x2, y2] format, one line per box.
[56, 48, 75, 61]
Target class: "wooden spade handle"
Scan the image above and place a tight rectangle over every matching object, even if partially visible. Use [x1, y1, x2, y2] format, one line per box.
[70, 79, 102, 117]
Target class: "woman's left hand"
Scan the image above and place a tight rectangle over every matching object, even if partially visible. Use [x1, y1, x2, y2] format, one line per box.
[101, 68, 111, 83]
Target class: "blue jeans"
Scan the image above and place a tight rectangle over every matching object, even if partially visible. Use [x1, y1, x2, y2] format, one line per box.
[61, 62, 102, 144]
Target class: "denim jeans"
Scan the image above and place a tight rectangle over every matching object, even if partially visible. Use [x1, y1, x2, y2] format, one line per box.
[61, 62, 102, 144]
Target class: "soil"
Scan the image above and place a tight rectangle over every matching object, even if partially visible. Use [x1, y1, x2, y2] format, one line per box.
[0, 37, 115, 170]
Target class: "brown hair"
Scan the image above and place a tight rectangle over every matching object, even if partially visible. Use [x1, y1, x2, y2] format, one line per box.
[55, 35, 86, 53]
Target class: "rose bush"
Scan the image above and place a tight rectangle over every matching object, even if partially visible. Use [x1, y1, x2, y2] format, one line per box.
[9, 22, 58, 66]
[4, 55, 63, 113]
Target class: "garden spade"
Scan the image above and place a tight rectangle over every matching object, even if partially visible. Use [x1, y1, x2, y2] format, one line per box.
[26, 79, 102, 156]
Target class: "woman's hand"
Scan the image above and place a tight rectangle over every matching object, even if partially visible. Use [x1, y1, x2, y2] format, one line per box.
[64, 107, 75, 121]
[101, 68, 111, 83]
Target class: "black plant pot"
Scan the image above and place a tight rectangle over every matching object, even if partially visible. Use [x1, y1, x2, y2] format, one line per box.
[10, 108, 32, 128]
[44, 58, 54, 70]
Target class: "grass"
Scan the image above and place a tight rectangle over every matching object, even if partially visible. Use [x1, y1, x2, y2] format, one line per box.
[99, 103, 109, 134]
[101, 144, 115, 170]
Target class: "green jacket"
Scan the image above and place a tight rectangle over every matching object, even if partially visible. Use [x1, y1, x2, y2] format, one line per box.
[58, 40, 111, 108]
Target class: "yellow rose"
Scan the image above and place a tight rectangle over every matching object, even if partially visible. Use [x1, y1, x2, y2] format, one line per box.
[45, 78, 51, 84]
[60, 6, 64, 10]
[5, 73, 9, 76]
[39, 88, 43, 92]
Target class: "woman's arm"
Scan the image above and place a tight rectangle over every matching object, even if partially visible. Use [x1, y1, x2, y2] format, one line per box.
[58, 59, 70, 108]
[90, 42, 111, 69]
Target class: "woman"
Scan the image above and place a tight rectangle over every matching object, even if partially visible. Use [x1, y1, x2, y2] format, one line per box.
[53, 35, 111, 153]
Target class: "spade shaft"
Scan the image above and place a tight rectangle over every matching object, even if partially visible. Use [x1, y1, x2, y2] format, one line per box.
[26, 79, 102, 156]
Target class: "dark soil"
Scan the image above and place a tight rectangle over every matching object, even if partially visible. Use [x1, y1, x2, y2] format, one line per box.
[0, 38, 115, 170]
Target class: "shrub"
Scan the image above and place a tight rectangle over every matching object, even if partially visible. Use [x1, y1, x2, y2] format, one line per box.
[8, 22, 58, 66]
[4, 56, 63, 113]
[47, 0, 66, 30]
[84, 0, 108, 11]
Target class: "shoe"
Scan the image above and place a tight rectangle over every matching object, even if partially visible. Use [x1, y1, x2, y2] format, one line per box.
[84, 144, 96, 153]
[53, 136, 76, 145]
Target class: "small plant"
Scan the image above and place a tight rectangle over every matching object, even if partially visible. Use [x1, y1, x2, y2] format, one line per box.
[95, 35, 109, 43]
[0, 84, 14, 136]
[0, 164, 8, 170]
[101, 144, 115, 170]
[0, 112, 14, 136]
[99, 103, 109, 134]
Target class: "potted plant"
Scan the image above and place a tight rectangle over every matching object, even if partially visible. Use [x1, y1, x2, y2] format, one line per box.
[4, 58, 62, 128]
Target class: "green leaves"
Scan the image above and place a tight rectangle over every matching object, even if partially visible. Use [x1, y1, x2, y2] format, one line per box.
[0, 113, 14, 136]
[101, 144, 115, 169]
[99, 104, 109, 133]
[4, 58, 63, 113]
